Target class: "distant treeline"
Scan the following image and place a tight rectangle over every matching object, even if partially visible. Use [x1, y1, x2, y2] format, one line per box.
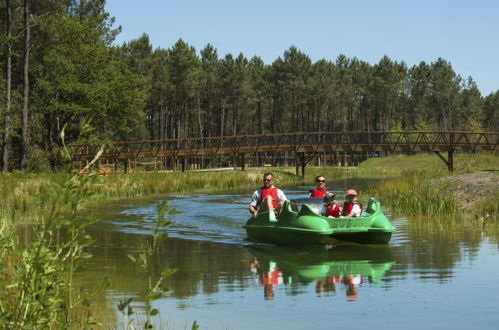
[1, 0, 498, 171]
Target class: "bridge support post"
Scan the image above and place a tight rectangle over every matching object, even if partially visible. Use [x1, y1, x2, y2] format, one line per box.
[241, 154, 245, 171]
[433, 150, 454, 172]
[300, 152, 306, 177]
[232, 153, 237, 171]
[295, 152, 299, 176]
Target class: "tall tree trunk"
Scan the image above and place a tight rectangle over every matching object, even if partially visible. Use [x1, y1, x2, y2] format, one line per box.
[19, 0, 30, 170]
[2, 0, 12, 172]
[197, 94, 203, 138]
[220, 98, 225, 137]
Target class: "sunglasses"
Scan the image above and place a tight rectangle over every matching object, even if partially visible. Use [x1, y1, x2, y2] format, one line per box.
[316, 180, 325, 183]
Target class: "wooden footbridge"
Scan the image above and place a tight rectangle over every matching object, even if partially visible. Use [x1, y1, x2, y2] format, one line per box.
[69, 131, 498, 174]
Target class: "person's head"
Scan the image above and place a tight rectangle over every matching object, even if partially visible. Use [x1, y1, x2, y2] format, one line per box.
[315, 175, 326, 188]
[323, 192, 336, 205]
[345, 189, 358, 202]
[263, 172, 274, 188]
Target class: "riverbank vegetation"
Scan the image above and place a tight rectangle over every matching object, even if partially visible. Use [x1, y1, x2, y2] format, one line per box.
[0, 174, 101, 328]
[359, 154, 498, 222]
[1, 153, 497, 226]
[1, 1, 497, 173]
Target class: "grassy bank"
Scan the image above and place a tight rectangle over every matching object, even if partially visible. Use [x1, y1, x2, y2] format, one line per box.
[359, 153, 498, 222]
[0, 167, 347, 224]
[1, 153, 497, 225]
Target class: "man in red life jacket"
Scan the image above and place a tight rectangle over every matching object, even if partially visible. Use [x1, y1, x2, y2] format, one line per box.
[249, 172, 287, 218]
[324, 192, 341, 218]
[309, 175, 328, 198]
[342, 189, 363, 217]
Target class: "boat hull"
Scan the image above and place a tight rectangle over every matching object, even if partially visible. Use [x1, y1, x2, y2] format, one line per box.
[330, 231, 393, 245]
[245, 226, 331, 246]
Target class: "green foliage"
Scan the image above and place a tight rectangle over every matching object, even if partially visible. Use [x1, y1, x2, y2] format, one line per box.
[483, 91, 499, 131]
[359, 154, 499, 221]
[119, 200, 180, 329]
[0, 172, 101, 328]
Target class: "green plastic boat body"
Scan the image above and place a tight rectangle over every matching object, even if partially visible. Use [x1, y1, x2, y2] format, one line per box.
[244, 197, 396, 245]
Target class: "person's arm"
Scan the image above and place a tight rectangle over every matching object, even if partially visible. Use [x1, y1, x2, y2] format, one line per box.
[344, 204, 361, 218]
[249, 190, 260, 217]
[249, 204, 258, 217]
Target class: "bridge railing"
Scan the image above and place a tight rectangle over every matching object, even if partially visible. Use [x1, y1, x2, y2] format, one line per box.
[68, 131, 498, 161]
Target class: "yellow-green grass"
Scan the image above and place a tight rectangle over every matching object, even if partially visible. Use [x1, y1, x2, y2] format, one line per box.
[1, 153, 497, 225]
[360, 153, 498, 221]
[356, 153, 498, 175]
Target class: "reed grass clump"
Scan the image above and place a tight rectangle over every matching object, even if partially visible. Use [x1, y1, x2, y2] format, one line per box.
[357, 153, 498, 221]
[367, 173, 461, 220]
[0, 173, 101, 328]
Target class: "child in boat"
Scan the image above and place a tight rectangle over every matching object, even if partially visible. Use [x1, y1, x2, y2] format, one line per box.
[323, 192, 341, 218]
[341, 189, 362, 218]
[309, 175, 328, 198]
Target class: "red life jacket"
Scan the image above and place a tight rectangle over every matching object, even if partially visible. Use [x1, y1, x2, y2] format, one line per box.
[342, 202, 363, 217]
[260, 187, 279, 208]
[310, 188, 328, 198]
[326, 204, 341, 217]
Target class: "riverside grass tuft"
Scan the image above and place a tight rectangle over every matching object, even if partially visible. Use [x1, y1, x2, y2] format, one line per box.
[359, 154, 498, 222]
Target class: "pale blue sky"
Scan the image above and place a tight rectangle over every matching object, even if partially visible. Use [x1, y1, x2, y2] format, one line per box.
[105, 0, 498, 96]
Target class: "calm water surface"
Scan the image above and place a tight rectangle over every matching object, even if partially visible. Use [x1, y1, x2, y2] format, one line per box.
[80, 180, 499, 329]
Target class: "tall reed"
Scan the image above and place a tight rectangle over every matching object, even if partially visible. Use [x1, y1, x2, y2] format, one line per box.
[0, 173, 101, 328]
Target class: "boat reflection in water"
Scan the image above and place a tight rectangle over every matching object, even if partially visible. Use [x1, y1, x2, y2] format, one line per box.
[247, 244, 394, 301]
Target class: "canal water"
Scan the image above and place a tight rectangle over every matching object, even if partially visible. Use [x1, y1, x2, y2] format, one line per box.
[79, 180, 499, 329]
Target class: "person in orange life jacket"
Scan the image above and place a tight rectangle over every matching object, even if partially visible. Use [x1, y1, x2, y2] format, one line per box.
[249, 172, 287, 218]
[341, 189, 362, 218]
[323, 192, 341, 218]
[309, 175, 328, 198]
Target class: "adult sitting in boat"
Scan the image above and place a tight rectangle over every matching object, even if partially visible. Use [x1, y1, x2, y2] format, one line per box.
[309, 175, 328, 198]
[323, 192, 341, 218]
[249, 172, 287, 219]
[341, 189, 363, 218]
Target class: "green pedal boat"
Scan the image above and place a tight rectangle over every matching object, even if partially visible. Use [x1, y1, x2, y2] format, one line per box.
[244, 197, 396, 245]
